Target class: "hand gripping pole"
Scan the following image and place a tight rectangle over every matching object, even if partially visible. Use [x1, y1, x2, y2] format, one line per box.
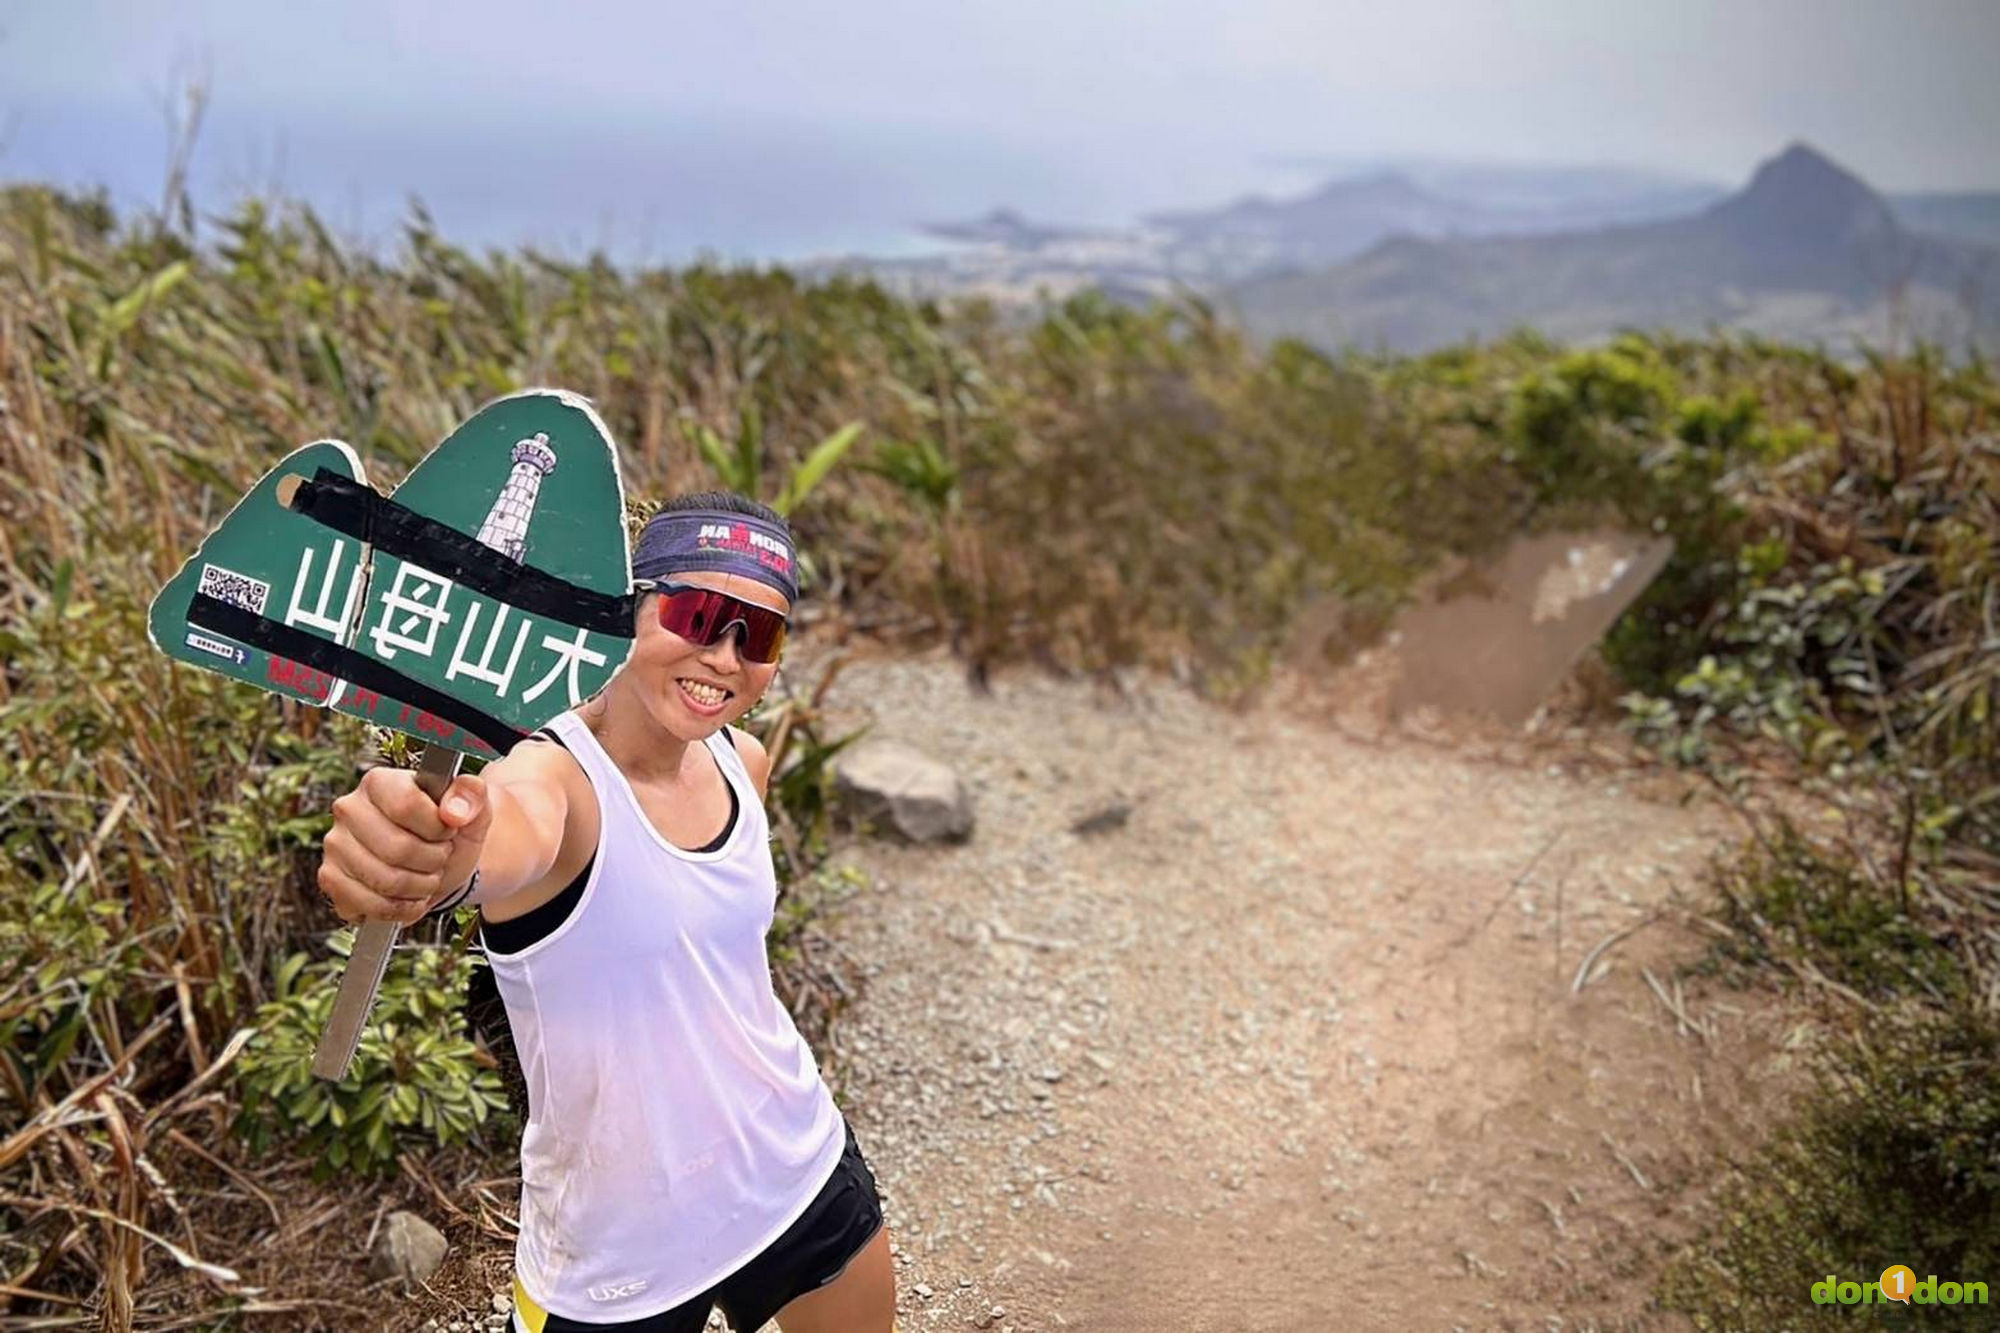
[310, 743, 464, 1081]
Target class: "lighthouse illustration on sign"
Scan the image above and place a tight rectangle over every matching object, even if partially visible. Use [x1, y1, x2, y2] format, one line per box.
[477, 432, 558, 561]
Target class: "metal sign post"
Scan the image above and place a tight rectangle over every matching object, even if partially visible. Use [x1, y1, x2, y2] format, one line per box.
[148, 388, 635, 1081]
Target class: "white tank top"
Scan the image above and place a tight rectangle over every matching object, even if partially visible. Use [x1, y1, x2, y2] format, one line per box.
[485, 709, 847, 1323]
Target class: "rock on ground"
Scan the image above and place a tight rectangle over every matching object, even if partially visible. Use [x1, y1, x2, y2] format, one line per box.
[370, 1211, 448, 1290]
[834, 737, 977, 844]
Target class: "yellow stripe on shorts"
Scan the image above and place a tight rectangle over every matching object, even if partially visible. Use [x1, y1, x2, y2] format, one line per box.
[511, 1274, 549, 1332]
[510, 1272, 906, 1331]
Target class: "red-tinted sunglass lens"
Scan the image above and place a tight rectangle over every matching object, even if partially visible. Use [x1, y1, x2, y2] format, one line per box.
[656, 589, 714, 639]
[741, 613, 787, 662]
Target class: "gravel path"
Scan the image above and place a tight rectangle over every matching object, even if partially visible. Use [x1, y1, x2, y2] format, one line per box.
[783, 644, 1777, 1332]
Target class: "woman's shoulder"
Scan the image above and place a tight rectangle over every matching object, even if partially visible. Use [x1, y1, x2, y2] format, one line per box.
[495, 725, 602, 853]
[716, 725, 771, 801]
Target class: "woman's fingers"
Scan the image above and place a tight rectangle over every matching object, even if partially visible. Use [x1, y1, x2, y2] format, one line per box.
[358, 765, 454, 842]
[434, 775, 491, 901]
[316, 857, 432, 925]
[333, 784, 453, 875]
[322, 823, 443, 904]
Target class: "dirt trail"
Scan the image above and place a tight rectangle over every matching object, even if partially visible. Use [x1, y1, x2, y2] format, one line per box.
[783, 644, 1789, 1332]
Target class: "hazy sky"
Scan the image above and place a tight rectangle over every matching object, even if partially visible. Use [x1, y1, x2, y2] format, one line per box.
[3, 0, 1996, 260]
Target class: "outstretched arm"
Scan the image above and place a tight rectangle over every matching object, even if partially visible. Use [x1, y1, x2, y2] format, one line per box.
[317, 738, 582, 925]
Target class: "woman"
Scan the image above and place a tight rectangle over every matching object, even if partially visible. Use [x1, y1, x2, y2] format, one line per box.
[317, 491, 899, 1332]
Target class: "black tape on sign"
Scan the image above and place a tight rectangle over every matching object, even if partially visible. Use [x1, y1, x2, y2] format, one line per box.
[290, 469, 638, 637]
[186, 593, 528, 755]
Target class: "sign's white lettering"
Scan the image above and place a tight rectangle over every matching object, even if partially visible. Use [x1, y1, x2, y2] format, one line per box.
[369, 563, 455, 660]
[446, 600, 531, 698]
[520, 625, 611, 707]
[284, 539, 364, 637]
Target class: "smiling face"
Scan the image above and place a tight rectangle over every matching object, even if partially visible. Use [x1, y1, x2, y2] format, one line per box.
[619, 568, 791, 739]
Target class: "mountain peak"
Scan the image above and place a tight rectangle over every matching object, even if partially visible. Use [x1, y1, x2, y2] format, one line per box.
[1754, 142, 1873, 194]
[1708, 142, 1897, 242]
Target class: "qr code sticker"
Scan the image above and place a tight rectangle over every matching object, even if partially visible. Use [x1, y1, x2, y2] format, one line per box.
[199, 563, 270, 614]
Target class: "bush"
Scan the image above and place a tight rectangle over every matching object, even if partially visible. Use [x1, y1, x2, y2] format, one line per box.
[1621, 555, 1887, 775]
[1619, 339, 1998, 1328]
[1700, 818, 1966, 1005]
[1658, 1003, 2000, 1329]
[234, 932, 511, 1175]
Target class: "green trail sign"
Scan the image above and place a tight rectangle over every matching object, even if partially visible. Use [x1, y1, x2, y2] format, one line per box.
[148, 388, 635, 1079]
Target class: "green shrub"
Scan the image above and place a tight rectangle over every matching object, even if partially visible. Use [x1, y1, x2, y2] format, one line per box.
[1490, 338, 1767, 692]
[234, 932, 511, 1175]
[1658, 1003, 2000, 1329]
[1506, 337, 1679, 514]
[0, 877, 142, 1103]
[0, 584, 356, 1086]
[1701, 819, 1966, 1005]
[1621, 554, 1888, 775]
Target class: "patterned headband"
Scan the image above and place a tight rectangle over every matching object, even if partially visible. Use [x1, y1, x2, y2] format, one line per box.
[631, 508, 799, 606]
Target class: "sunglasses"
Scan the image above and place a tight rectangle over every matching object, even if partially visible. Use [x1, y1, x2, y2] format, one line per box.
[646, 580, 790, 664]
